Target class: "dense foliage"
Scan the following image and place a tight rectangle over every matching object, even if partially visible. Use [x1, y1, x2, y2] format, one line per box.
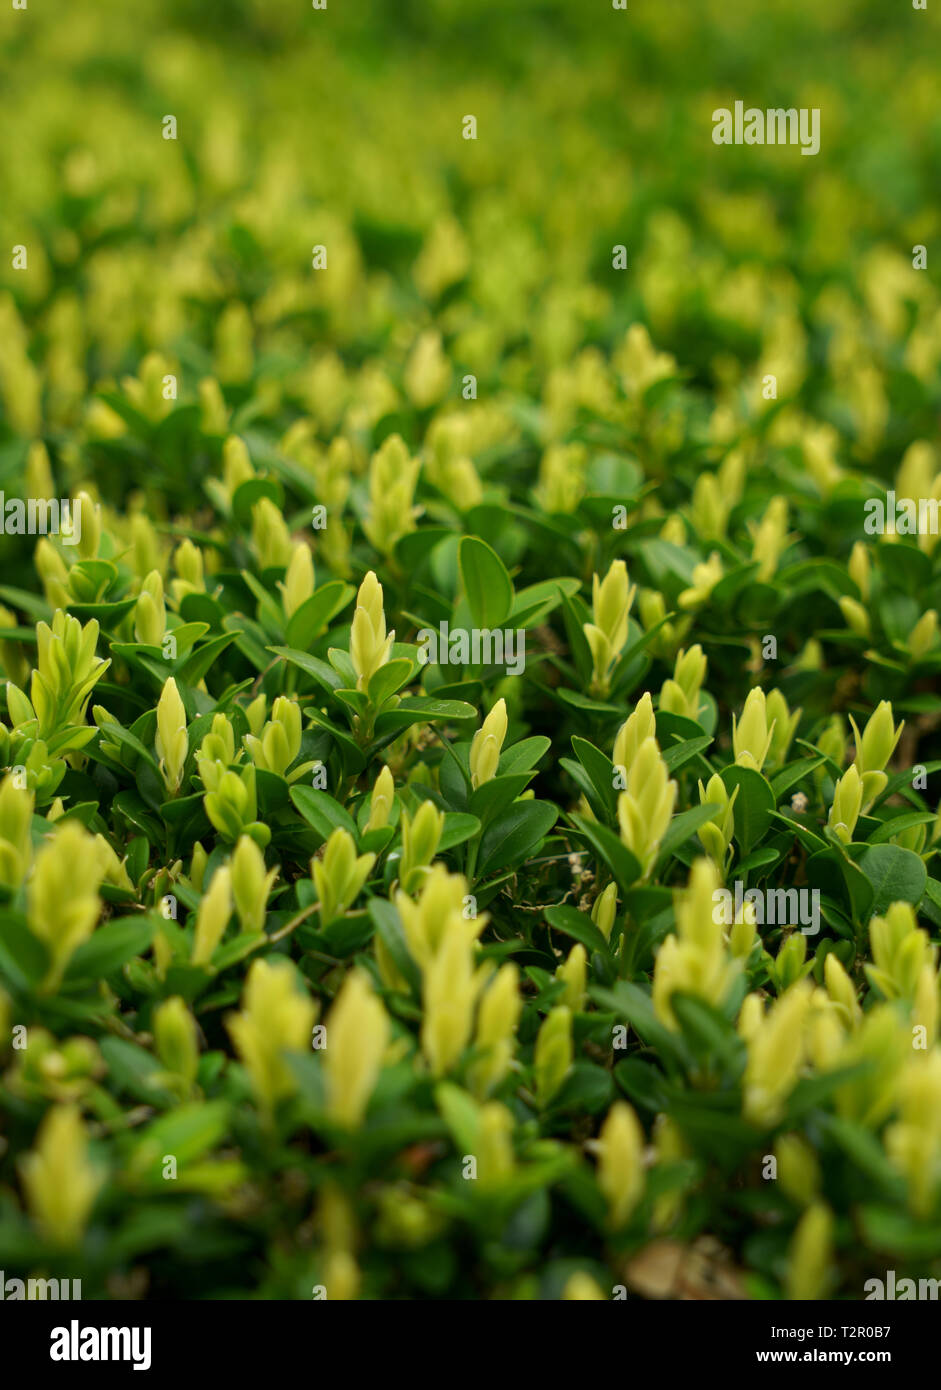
[1, 0, 940, 1301]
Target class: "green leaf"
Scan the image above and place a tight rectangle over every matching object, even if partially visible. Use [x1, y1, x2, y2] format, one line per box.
[819, 1114, 906, 1195]
[373, 697, 476, 738]
[866, 811, 936, 846]
[269, 645, 343, 694]
[285, 581, 355, 648]
[591, 981, 687, 1069]
[176, 632, 237, 687]
[720, 766, 775, 854]
[435, 1082, 480, 1154]
[478, 800, 559, 875]
[0, 913, 48, 990]
[100, 1037, 176, 1106]
[367, 898, 420, 994]
[858, 1206, 941, 1259]
[670, 994, 745, 1079]
[468, 773, 534, 826]
[770, 756, 826, 800]
[549, 1062, 614, 1115]
[367, 658, 414, 709]
[498, 736, 550, 775]
[656, 803, 722, 869]
[856, 844, 927, 915]
[570, 813, 643, 893]
[662, 735, 713, 774]
[457, 536, 514, 629]
[571, 736, 618, 819]
[438, 812, 482, 852]
[64, 917, 155, 983]
[231, 477, 282, 526]
[290, 786, 357, 841]
[544, 904, 611, 959]
[130, 1101, 231, 1173]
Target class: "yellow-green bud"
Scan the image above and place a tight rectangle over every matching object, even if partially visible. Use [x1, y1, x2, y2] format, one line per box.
[884, 1052, 941, 1214]
[827, 764, 862, 844]
[155, 677, 188, 795]
[231, 835, 277, 934]
[556, 943, 587, 1011]
[906, 614, 934, 661]
[313, 828, 375, 926]
[246, 692, 267, 736]
[32, 611, 109, 738]
[0, 772, 33, 889]
[421, 918, 483, 1076]
[324, 969, 389, 1128]
[533, 1005, 573, 1107]
[697, 772, 737, 870]
[153, 996, 200, 1091]
[775, 934, 809, 991]
[365, 765, 395, 832]
[743, 982, 813, 1126]
[562, 1273, 606, 1300]
[839, 595, 871, 639]
[732, 687, 775, 773]
[350, 571, 394, 691]
[654, 858, 738, 1027]
[363, 434, 421, 555]
[766, 690, 800, 766]
[848, 541, 871, 600]
[690, 473, 728, 540]
[584, 560, 636, 696]
[399, 799, 444, 894]
[28, 819, 102, 990]
[404, 330, 451, 409]
[204, 765, 265, 842]
[222, 434, 254, 495]
[728, 898, 758, 959]
[34, 538, 70, 607]
[866, 901, 933, 1001]
[226, 958, 317, 1116]
[19, 1104, 103, 1247]
[191, 866, 232, 966]
[597, 1100, 645, 1228]
[244, 695, 302, 777]
[775, 1134, 821, 1207]
[173, 537, 205, 598]
[913, 962, 939, 1048]
[659, 645, 706, 723]
[613, 692, 656, 774]
[73, 490, 101, 561]
[617, 736, 677, 877]
[823, 952, 861, 1029]
[134, 570, 166, 646]
[469, 962, 520, 1098]
[678, 551, 724, 610]
[252, 497, 293, 571]
[25, 440, 54, 499]
[278, 542, 315, 619]
[396, 865, 479, 968]
[591, 882, 618, 942]
[197, 712, 236, 774]
[850, 702, 903, 811]
[750, 496, 789, 582]
[199, 377, 229, 435]
[469, 698, 508, 789]
[786, 1202, 833, 1300]
[477, 1101, 515, 1185]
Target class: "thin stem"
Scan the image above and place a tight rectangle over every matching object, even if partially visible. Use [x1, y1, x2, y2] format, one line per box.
[268, 901, 319, 944]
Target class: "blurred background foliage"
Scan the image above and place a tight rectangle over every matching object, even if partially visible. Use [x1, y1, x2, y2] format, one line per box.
[1, 0, 938, 513]
[0, 0, 940, 1304]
